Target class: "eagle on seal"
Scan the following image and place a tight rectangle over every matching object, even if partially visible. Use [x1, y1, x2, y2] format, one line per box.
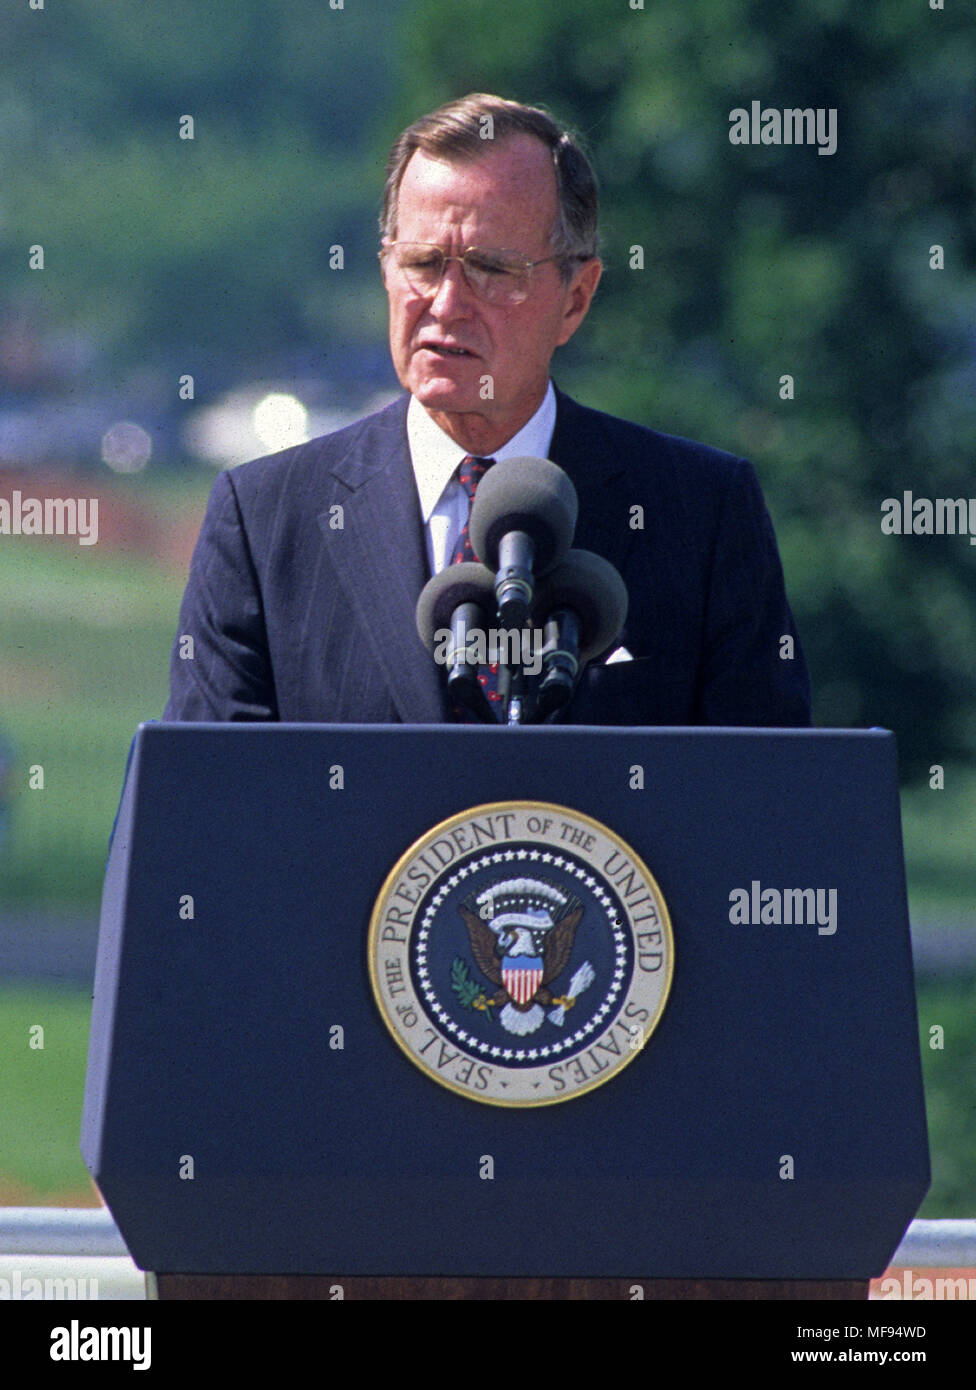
[459, 878, 585, 1036]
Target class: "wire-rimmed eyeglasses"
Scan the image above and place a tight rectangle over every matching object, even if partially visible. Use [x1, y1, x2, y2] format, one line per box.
[379, 241, 584, 305]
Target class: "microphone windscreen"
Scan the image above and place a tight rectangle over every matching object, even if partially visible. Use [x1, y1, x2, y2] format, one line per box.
[468, 457, 577, 576]
[415, 562, 497, 651]
[532, 549, 629, 662]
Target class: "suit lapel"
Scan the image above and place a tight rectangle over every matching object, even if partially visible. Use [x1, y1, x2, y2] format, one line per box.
[548, 386, 632, 567]
[318, 397, 448, 723]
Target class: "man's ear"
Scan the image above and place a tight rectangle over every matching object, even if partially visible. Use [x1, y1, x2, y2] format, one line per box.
[557, 258, 603, 346]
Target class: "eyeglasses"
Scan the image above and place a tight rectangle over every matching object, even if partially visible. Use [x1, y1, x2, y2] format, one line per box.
[379, 241, 581, 305]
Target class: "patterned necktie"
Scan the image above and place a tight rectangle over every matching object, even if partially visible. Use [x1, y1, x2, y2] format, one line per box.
[450, 455, 496, 565]
[449, 456, 501, 717]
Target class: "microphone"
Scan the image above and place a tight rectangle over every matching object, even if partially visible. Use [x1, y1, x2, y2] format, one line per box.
[530, 549, 629, 717]
[468, 457, 578, 628]
[415, 562, 498, 720]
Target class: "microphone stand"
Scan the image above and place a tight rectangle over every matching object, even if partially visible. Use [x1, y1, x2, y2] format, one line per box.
[536, 610, 582, 719]
[447, 602, 496, 723]
[498, 636, 525, 724]
[502, 659, 527, 725]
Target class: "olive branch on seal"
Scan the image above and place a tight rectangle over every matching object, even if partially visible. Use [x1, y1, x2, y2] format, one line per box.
[451, 957, 493, 1021]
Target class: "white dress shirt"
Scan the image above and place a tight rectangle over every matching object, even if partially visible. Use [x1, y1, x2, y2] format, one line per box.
[407, 381, 557, 575]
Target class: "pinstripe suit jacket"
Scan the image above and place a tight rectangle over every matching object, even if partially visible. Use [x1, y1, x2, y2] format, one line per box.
[163, 386, 811, 726]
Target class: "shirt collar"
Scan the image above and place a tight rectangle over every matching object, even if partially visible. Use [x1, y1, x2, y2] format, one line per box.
[407, 381, 557, 523]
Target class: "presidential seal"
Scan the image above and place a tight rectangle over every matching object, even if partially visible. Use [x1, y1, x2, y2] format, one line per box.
[368, 802, 673, 1107]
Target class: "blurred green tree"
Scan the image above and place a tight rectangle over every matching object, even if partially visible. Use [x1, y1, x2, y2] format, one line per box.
[1, 0, 400, 365]
[2, 0, 974, 771]
[381, 0, 976, 772]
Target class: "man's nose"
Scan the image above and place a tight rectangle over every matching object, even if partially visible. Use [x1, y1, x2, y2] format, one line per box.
[429, 257, 475, 315]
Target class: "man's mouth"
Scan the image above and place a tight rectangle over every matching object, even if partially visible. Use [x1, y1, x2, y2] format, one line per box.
[421, 343, 475, 357]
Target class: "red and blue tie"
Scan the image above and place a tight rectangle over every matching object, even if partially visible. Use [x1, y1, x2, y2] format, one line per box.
[450, 456, 501, 716]
[450, 455, 496, 565]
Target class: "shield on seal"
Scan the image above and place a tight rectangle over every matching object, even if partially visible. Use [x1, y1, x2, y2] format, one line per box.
[502, 955, 544, 1005]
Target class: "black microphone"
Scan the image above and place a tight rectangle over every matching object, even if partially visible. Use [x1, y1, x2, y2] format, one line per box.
[415, 562, 498, 720]
[468, 457, 578, 628]
[530, 550, 629, 717]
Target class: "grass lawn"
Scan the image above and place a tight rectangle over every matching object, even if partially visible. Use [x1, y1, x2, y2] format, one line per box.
[0, 984, 99, 1205]
[0, 492, 190, 912]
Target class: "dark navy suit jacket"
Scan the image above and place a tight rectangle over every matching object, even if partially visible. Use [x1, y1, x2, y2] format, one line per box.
[163, 386, 811, 726]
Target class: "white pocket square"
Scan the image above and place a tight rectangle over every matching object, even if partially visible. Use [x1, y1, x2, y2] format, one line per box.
[604, 646, 633, 664]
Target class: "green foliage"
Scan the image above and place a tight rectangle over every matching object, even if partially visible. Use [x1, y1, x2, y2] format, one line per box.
[390, 0, 976, 774]
[451, 956, 492, 1019]
[900, 769, 976, 918]
[1, 1, 403, 361]
[4, 3, 975, 772]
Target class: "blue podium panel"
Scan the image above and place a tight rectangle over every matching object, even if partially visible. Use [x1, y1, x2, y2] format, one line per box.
[82, 725, 928, 1277]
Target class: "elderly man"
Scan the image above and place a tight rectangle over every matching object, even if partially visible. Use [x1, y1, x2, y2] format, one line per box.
[164, 93, 811, 726]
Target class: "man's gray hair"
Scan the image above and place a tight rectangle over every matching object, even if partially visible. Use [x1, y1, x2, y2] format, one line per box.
[380, 93, 600, 281]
